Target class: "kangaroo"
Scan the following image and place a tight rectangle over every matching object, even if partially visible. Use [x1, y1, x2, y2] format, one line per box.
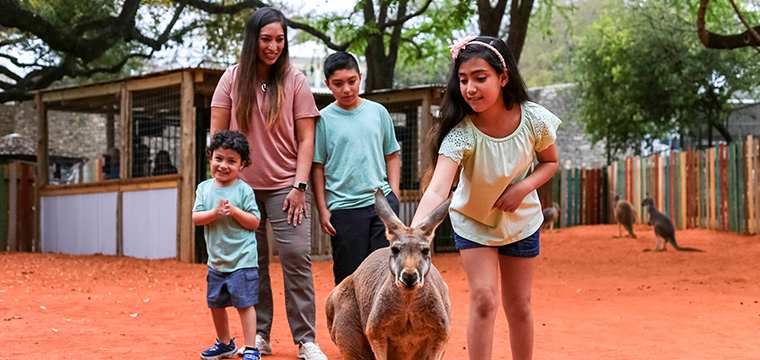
[541, 202, 560, 233]
[325, 189, 452, 360]
[641, 197, 704, 252]
[613, 194, 637, 239]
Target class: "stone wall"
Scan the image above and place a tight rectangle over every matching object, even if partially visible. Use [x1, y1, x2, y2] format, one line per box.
[529, 83, 608, 170]
[0, 101, 113, 162]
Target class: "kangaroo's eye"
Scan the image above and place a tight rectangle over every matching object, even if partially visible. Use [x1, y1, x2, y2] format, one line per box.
[421, 248, 430, 256]
[390, 247, 401, 255]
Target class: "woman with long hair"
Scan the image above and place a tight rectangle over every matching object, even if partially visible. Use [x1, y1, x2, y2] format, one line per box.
[210, 7, 327, 360]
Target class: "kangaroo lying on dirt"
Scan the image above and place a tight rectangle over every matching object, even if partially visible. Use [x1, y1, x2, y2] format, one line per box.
[325, 189, 452, 360]
[613, 194, 637, 238]
[641, 197, 704, 252]
[541, 202, 560, 233]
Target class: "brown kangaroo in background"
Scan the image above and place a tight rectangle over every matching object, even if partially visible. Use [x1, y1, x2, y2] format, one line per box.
[613, 194, 637, 238]
[641, 197, 704, 252]
[541, 202, 560, 233]
[325, 189, 452, 360]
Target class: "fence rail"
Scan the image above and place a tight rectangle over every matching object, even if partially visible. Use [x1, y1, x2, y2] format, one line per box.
[544, 135, 760, 235]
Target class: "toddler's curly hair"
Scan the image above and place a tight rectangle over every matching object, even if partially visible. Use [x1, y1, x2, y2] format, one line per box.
[206, 130, 252, 168]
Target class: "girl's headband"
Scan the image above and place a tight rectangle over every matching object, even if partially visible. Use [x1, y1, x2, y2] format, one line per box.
[449, 36, 507, 71]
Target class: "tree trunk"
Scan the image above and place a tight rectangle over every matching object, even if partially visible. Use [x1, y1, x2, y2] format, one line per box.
[710, 119, 733, 143]
[362, 0, 407, 92]
[364, 37, 396, 92]
[507, 0, 535, 64]
[478, 0, 508, 37]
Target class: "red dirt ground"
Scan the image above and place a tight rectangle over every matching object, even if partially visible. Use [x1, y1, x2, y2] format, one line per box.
[2, 224, 759, 359]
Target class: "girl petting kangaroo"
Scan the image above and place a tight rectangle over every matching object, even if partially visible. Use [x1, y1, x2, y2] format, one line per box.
[411, 36, 561, 360]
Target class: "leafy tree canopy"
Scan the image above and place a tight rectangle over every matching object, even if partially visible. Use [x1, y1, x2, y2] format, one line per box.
[574, 0, 760, 160]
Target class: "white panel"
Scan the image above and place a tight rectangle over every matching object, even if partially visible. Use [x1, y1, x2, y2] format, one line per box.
[41, 192, 117, 255]
[122, 188, 177, 259]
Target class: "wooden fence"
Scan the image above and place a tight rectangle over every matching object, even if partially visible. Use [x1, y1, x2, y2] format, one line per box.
[543, 135, 760, 235]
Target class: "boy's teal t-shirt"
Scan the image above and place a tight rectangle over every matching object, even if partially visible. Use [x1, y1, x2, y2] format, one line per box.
[314, 99, 401, 210]
[192, 178, 260, 272]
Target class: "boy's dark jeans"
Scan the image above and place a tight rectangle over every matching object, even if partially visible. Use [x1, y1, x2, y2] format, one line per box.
[329, 191, 400, 284]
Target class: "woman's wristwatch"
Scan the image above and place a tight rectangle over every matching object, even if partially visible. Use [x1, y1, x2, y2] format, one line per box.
[293, 181, 307, 192]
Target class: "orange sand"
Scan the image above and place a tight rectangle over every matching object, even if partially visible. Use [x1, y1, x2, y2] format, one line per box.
[2, 224, 759, 359]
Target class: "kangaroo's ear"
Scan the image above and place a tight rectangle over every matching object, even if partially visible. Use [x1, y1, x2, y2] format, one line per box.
[416, 197, 452, 243]
[374, 188, 405, 241]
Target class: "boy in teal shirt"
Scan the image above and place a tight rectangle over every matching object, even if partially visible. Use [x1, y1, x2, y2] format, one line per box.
[312, 51, 401, 285]
[193, 130, 262, 360]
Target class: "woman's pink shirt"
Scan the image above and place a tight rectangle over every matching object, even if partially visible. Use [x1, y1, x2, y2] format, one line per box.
[211, 64, 320, 190]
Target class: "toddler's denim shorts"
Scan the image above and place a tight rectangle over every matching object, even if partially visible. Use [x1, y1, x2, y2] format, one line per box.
[207, 266, 259, 309]
[454, 228, 540, 258]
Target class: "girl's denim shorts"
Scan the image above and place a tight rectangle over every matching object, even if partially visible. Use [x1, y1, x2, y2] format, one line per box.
[454, 228, 540, 258]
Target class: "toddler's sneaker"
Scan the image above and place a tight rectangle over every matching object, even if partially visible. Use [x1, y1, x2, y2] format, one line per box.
[242, 347, 261, 360]
[255, 334, 272, 356]
[201, 337, 238, 360]
[297, 342, 327, 360]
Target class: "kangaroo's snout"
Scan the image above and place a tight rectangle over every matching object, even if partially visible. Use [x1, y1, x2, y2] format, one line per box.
[398, 268, 421, 289]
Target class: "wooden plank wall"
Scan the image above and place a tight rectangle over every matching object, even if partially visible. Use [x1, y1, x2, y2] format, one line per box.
[545, 135, 758, 235]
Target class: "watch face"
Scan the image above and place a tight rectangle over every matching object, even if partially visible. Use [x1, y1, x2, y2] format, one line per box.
[296, 182, 307, 190]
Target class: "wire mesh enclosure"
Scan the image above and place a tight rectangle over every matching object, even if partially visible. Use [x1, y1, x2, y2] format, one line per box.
[131, 85, 182, 178]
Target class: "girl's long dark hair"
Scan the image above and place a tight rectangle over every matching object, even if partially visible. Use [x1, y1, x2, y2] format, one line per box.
[421, 36, 530, 190]
[235, 7, 289, 133]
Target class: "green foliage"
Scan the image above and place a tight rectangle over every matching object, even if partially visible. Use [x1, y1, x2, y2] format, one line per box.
[284, 0, 472, 87]
[520, 0, 621, 88]
[574, 0, 760, 159]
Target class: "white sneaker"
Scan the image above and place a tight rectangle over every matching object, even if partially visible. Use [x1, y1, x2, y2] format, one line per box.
[255, 335, 272, 356]
[297, 342, 327, 360]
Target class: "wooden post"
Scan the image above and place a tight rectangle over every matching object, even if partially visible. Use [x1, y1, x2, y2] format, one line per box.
[755, 139, 760, 234]
[709, 147, 716, 230]
[178, 71, 197, 263]
[560, 168, 568, 228]
[669, 152, 675, 222]
[729, 143, 736, 232]
[0, 164, 5, 251]
[748, 136, 756, 234]
[737, 140, 744, 234]
[574, 168, 580, 226]
[117, 84, 130, 256]
[680, 151, 687, 230]
[658, 154, 665, 216]
[34, 93, 48, 252]
[719, 143, 726, 231]
[419, 90, 433, 186]
[8, 161, 18, 251]
[664, 153, 670, 219]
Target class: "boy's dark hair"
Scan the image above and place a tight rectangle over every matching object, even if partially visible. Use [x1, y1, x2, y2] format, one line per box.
[323, 52, 361, 79]
[206, 130, 252, 168]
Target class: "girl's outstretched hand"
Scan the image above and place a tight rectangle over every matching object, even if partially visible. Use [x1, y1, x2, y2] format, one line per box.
[493, 182, 530, 213]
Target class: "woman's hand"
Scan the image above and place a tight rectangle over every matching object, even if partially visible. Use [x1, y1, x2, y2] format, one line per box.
[493, 182, 531, 213]
[283, 189, 308, 226]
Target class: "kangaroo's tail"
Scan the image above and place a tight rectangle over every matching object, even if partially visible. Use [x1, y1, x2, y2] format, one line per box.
[670, 238, 705, 252]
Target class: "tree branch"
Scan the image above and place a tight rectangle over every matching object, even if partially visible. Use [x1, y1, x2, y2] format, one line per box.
[175, 0, 266, 14]
[0, 53, 35, 69]
[380, 0, 433, 30]
[728, 0, 760, 44]
[0, 64, 22, 82]
[286, 20, 349, 51]
[698, 0, 760, 49]
[131, 3, 187, 50]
